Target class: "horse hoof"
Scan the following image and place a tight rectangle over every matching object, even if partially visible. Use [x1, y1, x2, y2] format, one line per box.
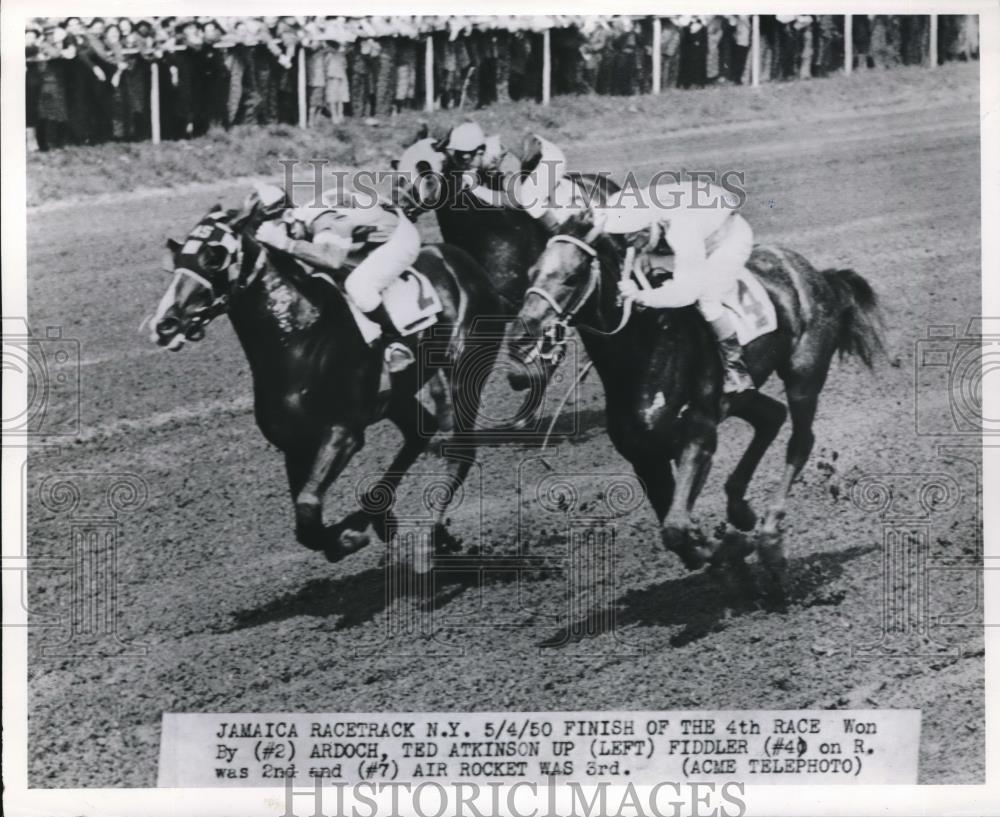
[295, 523, 326, 552]
[663, 525, 715, 571]
[757, 530, 787, 573]
[323, 542, 346, 563]
[711, 530, 755, 567]
[339, 528, 371, 554]
[726, 499, 758, 532]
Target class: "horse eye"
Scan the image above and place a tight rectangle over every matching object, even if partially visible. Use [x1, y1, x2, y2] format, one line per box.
[202, 246, 229, 271]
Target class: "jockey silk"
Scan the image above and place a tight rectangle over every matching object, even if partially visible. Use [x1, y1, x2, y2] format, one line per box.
[291, 202, 421, 313]
[598, 181, 752, 315]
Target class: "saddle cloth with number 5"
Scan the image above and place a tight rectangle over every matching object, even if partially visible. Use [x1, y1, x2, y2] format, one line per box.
[723, 268, 778, 346]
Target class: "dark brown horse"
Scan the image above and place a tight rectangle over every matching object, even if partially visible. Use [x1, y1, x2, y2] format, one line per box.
[506, 210, 884, 587]
[392, 134, 618, 312]
[149, 201, 506, 570]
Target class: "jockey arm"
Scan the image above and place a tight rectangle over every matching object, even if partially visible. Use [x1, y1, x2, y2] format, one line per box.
[627, 221, 705, 309]
[255, 209, 384, 272]
[282, 232, 359, 272]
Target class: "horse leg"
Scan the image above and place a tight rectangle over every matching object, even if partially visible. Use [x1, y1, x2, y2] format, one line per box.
[404, 350, 498, 572]
[344, 394, 438, 544]
[631, 450, 676, 523]
[759, 386, 820, 576]
[723, 392, 788, 531]
[661, 409, 719, 570]
[286, 451, 320, 550]
[292, 425, 364, 561]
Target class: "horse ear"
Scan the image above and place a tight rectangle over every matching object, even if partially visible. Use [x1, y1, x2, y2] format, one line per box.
[389, 158, 399, 170]
[209, 202, 224, 215]
[162, 238, 181, 272]
[415, 121, 429, 141]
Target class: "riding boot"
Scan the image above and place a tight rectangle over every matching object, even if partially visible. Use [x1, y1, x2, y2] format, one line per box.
[362, 303, 415, 373]
[717, 332, 755, 394]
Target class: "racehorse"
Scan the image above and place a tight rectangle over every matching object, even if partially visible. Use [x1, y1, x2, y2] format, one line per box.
[391, 130, 618, 312]
[149, 200, 505, 570]
[506, 209, 884, 585]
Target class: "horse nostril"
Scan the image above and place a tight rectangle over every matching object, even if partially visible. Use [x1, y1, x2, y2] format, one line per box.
[156, 317, 179, 336]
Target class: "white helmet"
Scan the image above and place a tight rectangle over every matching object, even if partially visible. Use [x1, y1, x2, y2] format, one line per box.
[446, 122, 486, 153]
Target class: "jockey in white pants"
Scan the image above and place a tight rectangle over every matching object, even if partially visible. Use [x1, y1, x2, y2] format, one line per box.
[253, 183, 421, 370]
[444, 122, 581, 232]
[596, 180, 756, 394]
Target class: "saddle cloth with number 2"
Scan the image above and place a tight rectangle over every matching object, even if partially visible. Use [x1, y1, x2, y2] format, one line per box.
[343, 267, 443, 339]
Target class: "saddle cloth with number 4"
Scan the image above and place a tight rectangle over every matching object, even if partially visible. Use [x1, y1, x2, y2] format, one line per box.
[723, 268, 778, 346]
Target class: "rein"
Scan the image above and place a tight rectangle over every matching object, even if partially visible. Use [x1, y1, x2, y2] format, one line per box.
[522, 232, 635, 364]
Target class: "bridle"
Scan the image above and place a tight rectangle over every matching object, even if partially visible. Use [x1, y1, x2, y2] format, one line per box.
[166, 219, 248, 338]
[521, 232, 635, 365]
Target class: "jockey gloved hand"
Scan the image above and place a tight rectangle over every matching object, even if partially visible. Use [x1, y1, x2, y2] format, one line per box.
[255, 220, 291, 252]
[618, 278, 643, 304]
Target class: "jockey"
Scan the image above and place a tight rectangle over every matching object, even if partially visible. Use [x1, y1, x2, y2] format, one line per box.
[252, 183, 421, 371]
[443, 122, 579, 232]
[595, 179, 756, 394]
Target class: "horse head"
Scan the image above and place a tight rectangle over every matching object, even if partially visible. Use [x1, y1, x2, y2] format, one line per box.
[506, 209, 620, 391]
[149, 204, 244, 350]
[390, 137, 447, 221]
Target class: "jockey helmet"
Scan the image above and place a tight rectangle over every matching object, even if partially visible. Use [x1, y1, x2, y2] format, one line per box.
[446, 122, 487, 154]
[244, 182, 288, 219]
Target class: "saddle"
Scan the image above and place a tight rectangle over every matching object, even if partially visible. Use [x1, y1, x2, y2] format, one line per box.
[638, 262, 778, 346]
[312, 266, 442, 339]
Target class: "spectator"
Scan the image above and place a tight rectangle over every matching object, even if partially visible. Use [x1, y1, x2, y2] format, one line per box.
[678, 16, 707, 89]
[26, 25, 42, 149]
[273, 22, 300, 124]
[102, 23, 129, 139]
[24, 13, 982, 151]
[706, 15, 724, 84]
[728, 16, 751, 84]
[202, 20, 230, 128]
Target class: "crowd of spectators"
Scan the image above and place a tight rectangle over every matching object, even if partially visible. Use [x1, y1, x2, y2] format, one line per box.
[26, 14, 981, 151]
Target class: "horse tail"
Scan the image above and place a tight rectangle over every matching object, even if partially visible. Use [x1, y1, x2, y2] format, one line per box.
[822, 268, 885, 369]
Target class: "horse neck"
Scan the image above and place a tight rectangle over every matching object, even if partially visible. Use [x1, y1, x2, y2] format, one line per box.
[434, 192, 545, 304]
[573, 246, 655, 382]
[226, 234, 352, 362]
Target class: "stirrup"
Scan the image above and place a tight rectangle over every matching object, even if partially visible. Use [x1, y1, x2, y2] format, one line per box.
[385, 341, 415, 374]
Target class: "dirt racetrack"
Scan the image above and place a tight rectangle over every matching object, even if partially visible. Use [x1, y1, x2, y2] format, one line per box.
[25, 63, 984, 786]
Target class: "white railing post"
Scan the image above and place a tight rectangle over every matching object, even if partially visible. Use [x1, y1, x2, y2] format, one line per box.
[542, 27, 551, 105]
[929, 14, 938, 67]
[652, 17, 662, 94]
[751, 15, 760, 86]
[150, 61, 161, 144]
[845, 14, 853, 75]
[424, 35, 434, 111]
[297, 47, 307, 128]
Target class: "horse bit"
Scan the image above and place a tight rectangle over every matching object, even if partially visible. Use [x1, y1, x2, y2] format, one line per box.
[521, 233, 636, 365]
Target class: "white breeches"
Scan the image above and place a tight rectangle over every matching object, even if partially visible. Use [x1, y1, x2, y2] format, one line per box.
[344, 215, 421, 313]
